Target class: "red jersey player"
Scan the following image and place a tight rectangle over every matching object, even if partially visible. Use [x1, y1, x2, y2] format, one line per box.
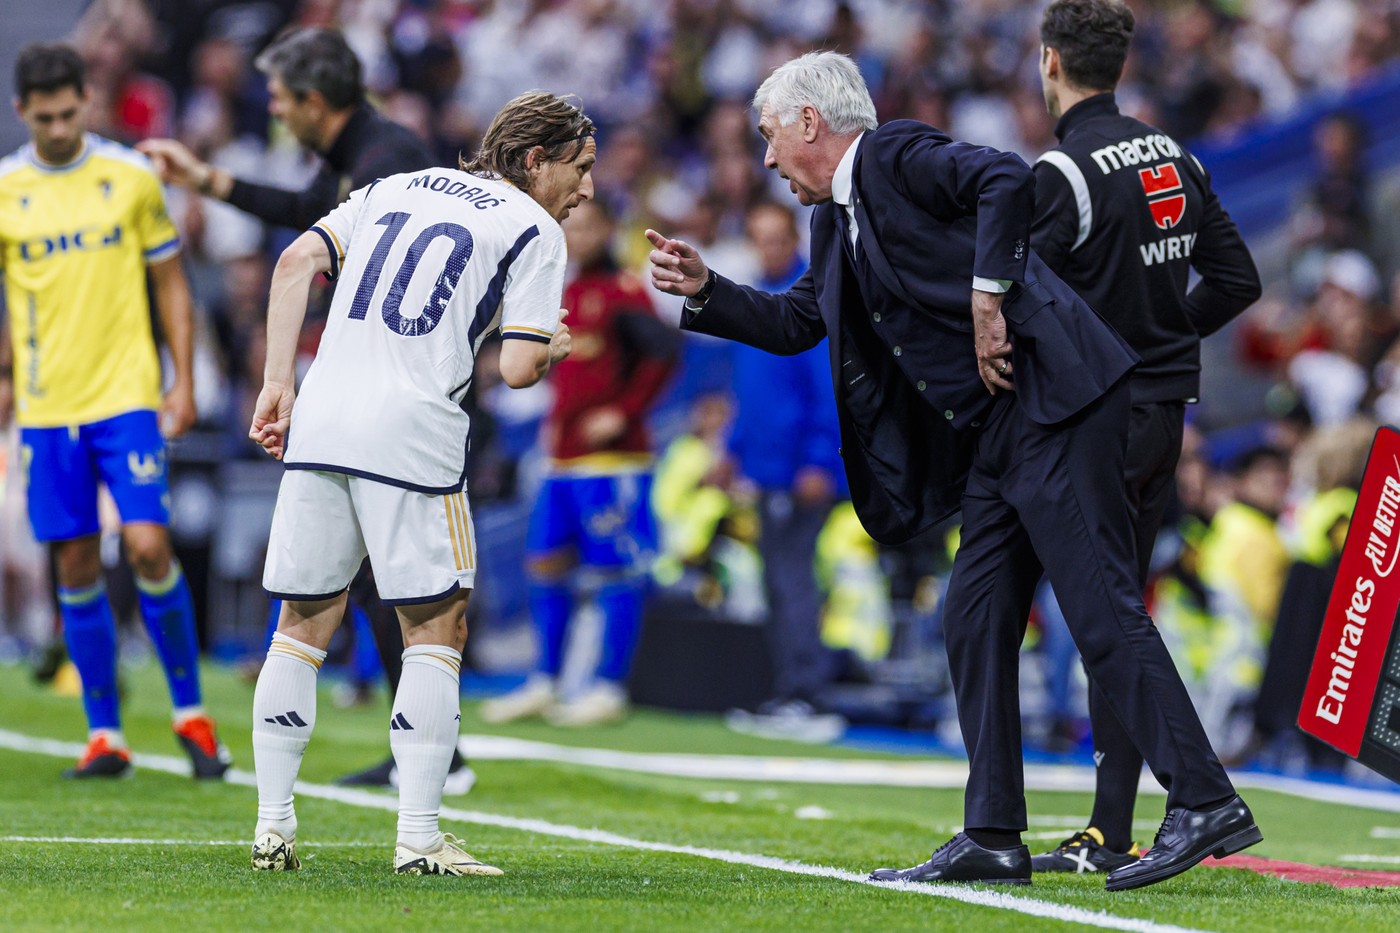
[482, 197, 677, 726]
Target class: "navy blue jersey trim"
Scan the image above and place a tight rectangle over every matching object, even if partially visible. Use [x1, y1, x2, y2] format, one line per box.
[311, 226, 340, 280]
[265, 587, 348, 602]
[284, 458, 468, 496]
[500, 332, 551, 344]
[456, 435, 470, 488]
[381, 580, 464, 607]
[469, 224, 541, 347]
[450, 375, 474, 414]
[144, 236, 182, 261]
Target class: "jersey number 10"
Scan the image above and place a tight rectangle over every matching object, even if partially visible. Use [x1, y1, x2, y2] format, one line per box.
[347, 211, 475, 336]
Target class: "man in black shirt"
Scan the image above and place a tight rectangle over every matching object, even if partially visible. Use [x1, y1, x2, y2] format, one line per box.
[141, 28, 471, 793]
[1029, 0, 1261, 877]
[140, 28, 435, 229]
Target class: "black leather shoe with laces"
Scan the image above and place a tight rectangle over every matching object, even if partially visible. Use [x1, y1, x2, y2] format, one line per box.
[1105, 795, 1262, 891]
[337, 755, 395, 787]
[1031, 828, 1140, 874]
[338, 750, 473, 788]
[868, 833, 1031, 885]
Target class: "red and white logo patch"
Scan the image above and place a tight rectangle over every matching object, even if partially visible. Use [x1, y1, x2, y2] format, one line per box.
[1138, 164, 1186, 230]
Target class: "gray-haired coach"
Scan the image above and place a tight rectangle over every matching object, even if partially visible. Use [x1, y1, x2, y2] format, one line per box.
[647, 49, 1260, 891]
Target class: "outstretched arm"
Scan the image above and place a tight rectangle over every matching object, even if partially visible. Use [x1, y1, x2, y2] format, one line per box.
[646, 228, 826, 355]
[139, 138, 341, 231]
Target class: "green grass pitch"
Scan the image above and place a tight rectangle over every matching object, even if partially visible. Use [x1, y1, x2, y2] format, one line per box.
[1, 661, 1398, 932]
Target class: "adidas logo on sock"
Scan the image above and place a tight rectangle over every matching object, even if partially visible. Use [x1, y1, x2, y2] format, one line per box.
[265, 711, 308, 727]
[390, 712, 414, 731]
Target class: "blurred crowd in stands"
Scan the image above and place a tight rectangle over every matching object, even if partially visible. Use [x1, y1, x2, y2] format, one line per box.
[7, 0, 1400, 775]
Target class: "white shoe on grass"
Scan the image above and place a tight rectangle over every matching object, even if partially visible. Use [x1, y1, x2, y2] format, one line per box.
[394, 833, 503, 876]
[251, 830, 300, 871]
[545, 681, 629, 727]
[725, 699, 846, 744]
[479, 675, 556, 724]
[440, 763, 478, 796]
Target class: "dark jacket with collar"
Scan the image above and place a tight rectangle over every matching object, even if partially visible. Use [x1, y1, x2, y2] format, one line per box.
[1032, 93, 1260, 404]
[683, 120, 1137, 544]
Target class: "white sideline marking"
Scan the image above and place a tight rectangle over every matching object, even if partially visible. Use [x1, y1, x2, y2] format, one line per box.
[458, 735, 1400, 812]
[0, 728, 1209, 933]
[1371, 827, 1400, 838]
[0, 836, 377, 847]
[1338, 854, 1400, 865]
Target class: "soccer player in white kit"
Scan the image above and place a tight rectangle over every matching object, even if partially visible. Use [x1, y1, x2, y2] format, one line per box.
[246, 91, 594, 877]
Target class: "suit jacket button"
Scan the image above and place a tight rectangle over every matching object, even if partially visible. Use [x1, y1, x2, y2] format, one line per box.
[944, 410, 954, 420]
[893, 346, 902, 356]
[873, 312, 881, 322]
[971, 420, 982, 428]
[917, 380, 927, 391]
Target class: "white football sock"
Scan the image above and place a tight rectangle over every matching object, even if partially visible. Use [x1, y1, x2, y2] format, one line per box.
[171, 705, 205, 726]
[90, 727, 127, 748]
[391, 644, 463, 851]
[252, 632, 325, 839]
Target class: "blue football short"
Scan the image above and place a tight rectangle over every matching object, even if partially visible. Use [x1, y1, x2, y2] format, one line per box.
[526, 471, 657, 570]
[21, 409, 171, 542]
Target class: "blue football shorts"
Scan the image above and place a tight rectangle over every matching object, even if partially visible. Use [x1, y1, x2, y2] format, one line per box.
[21, 409, 171, 542]
[526, 471, 657, 570]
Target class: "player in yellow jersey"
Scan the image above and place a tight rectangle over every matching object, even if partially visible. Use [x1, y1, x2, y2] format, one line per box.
[0, 44, 229, 779]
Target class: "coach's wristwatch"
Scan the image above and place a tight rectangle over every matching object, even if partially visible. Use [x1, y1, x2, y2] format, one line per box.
[684, 269, 717, 311]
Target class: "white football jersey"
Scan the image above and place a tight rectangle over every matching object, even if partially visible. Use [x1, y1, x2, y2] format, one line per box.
[284, 169, 564, 491]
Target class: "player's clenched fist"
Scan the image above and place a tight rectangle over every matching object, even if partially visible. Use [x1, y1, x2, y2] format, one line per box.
[249, 381, 295, 460]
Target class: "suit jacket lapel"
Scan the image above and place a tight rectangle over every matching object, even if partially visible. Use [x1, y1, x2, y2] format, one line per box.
[851, 148, 919, 308]
[810, 203, 847, 374]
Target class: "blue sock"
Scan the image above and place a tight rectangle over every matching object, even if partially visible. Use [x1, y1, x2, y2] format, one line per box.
[135, 561, 203, 710]
[350, 604, 383, 685]
[595, 576, 646, 683]
[529, 579, 572, 678]
[58, 581, 121, 731]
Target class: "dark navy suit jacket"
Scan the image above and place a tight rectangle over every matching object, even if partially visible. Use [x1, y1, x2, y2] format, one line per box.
[684, 120, 1138, 544]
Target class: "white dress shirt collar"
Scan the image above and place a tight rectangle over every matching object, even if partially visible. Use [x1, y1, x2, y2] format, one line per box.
[830, 132, 864, 208]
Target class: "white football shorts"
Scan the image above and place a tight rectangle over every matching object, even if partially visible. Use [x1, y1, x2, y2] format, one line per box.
[263, 468, 476, 605]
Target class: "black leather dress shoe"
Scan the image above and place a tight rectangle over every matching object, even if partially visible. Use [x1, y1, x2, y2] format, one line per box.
[1105, 795, 1262, 891]
[869, 833, 1031, 885]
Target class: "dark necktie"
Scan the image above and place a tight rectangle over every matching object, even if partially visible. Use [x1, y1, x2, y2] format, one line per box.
[834, 202, 858, 269]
